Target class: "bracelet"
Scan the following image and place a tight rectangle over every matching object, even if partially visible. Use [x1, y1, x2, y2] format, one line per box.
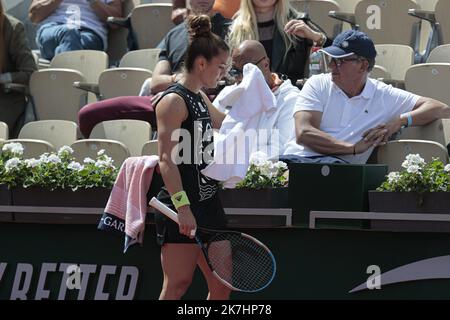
[315, 33, 327, 47]
[171, 190, 190, 210]
[400, 112, 413, 127]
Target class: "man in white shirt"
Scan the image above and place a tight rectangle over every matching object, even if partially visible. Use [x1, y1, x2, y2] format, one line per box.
[29, 0, 122, 60]
[213, 40, 300, 157]
[282, 30, 450, 164]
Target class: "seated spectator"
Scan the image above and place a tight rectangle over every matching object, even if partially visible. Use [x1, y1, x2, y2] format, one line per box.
[171, 0, 240, 25]
[1, 2, 38, 138]
[213, 0, 240, 19]
[78, 0, 229, 137]
[281, 30, 450, 164]
[29, 0, 122, 60]
[214, 40, 299, 156]
[148, 0, 230, 95]
[227, 0, 330, 84]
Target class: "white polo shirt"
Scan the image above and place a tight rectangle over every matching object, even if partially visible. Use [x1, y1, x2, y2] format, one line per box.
[283, 73, 420, 164]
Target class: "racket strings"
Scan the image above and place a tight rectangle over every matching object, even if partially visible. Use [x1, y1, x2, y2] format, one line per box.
[206, 233, 275, 292]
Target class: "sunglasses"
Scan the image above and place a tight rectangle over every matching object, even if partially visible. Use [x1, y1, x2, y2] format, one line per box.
[229, 56, 266, 78]
[327, 56, 366, 67]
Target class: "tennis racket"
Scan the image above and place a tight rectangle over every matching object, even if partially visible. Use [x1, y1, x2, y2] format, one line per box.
[149, 197, 276, 293]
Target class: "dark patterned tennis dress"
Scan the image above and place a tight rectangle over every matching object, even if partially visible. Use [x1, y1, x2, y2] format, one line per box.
[154, 83, 227, 244]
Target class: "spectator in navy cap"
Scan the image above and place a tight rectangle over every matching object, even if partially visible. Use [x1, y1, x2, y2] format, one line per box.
[280, 30, 450, 164]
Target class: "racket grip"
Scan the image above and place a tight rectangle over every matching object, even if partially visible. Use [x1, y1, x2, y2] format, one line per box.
[149, 197, 180, 224]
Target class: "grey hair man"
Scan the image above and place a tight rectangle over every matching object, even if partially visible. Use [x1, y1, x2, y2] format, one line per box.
[281, 29, 450, 164]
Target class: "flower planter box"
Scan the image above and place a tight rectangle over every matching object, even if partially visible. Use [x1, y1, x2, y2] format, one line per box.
[219, 187, 289, 208]
[218, 188, 290, 227]
[10, 187, 112, 224]
[288, 163, 388, 226]
[12, 187, 111, 207]
[0, 184, 11, 205]
[369, 191, 450, 232]
[0, 184, 12, 222]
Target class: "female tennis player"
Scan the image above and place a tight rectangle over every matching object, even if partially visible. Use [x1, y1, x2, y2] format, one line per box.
[154, 14, 230, 300]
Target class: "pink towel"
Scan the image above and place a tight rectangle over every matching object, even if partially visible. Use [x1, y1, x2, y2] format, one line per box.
[104, 156, 159, 250]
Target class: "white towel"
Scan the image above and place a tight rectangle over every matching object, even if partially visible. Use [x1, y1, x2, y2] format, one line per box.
[202, 64, 276, 188]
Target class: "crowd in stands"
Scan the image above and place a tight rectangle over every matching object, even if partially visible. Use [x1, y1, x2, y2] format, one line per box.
[227, 0, 330, 83]
[2, 0, 450, 164]
[29, 0, 122, 60]
[3, 0, 450, 302]
[0, 0, 37, 138]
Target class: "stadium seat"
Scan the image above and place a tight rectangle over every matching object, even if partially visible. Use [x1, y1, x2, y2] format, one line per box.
[18, 120, 78, 150]
[141, 140, 158, 156]
[377, 139, 449, 171]
[0, 122, 8, 141]
[119, 48, 161, 72]
[405, 63, 450, 106]
[0, 139, 55, 159]
[90, 119, 152, 156]
[29, 69, 87, 122]
[71, 139, 130, 168]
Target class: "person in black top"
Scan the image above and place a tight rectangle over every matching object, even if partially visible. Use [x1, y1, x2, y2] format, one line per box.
[146, 0, 231, 95]
[154, 14, 230, 300]
[227, 0, 331, 84]
[78, 0, 229, 137]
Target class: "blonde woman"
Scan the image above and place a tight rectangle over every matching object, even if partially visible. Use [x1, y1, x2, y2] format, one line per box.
[227, 0, 329, 83]
[0, 0, 37, 137]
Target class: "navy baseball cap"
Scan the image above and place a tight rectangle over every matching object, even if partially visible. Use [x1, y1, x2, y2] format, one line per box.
[319, 30, 377, 59]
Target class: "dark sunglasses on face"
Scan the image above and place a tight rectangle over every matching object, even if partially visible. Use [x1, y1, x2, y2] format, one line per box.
[327, 56, 365, 67]
[228, 56, 267, 78]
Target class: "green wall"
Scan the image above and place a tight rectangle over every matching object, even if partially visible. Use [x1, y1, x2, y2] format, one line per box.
[2, 222, 450, 300]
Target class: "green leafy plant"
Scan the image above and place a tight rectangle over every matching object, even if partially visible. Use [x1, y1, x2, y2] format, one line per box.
[236, 153, 288, 189]
[0, 143, 118, 190]
[377, 154, 450, 193]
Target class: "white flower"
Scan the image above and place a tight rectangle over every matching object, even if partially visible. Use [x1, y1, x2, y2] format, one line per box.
[406, 165, 421, 174]
[39, 153, 60, 163]
[258, 161, 272, 177]
[95, 160, 107, 168]
[402, 153, 426, 169]
[445, 164, 450, 172]
[249, 151, 268, 166]
[83, 157, 95, 164]
[95, 156, 115, 168]
[47, 154, 61, 164]
[387, 171, 400, 184]
[39, 153, 49, 162]
[58, 145, 74, 156]
[2, 142, 24, 156]
[97, 149, 105, 156]
[24, 158, 41, 168]
[67, 161, 84, 171]
[104, 155, 113, 164]
[273, 161, 288, 171]
[5, 157, 21, 171]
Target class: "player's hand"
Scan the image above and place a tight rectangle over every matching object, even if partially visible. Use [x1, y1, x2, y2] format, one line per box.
[177, 205, 197, 238]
